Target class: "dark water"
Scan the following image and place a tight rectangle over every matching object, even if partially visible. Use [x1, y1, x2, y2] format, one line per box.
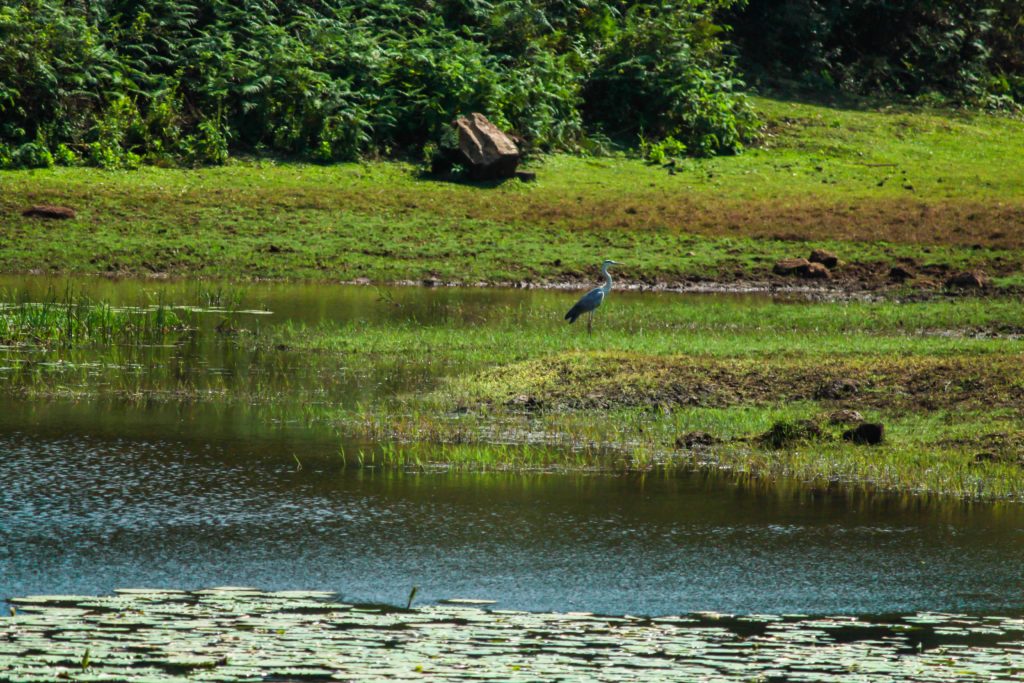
[2, 401, 1023, 617]
[1, 277, 1023, 617]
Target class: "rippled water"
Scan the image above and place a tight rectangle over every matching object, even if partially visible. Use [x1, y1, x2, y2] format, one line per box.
[3, 401, 1023, 616]
[1, 277, 1023, 617]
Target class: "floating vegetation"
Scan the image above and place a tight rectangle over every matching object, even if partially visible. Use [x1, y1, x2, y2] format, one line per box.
[2, 590, 1022, 681]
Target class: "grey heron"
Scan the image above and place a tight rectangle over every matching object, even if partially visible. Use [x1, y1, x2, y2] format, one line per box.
[564, 260, 620, 333]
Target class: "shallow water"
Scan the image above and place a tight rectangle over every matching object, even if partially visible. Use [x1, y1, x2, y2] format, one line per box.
[1, 276, 1023, 617]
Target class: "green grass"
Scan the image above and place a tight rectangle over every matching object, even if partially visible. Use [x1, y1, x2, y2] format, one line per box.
[1, 97, 1022, 290]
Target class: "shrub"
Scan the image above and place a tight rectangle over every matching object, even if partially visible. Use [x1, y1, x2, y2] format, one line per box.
[12, 142, 54, 168]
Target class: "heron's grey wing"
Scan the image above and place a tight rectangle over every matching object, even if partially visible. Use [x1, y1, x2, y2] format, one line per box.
[564, 287, 605, 323]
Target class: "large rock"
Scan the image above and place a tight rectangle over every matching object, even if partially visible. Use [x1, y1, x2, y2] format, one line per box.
[773, 258, 811, 276]
[22, 204, 76, 219]
[453, 113, 520, 180]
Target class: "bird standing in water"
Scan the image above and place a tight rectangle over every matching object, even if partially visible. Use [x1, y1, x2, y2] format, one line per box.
[564, 260, 620, 333]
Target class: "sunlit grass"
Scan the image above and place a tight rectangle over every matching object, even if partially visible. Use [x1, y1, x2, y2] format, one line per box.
[1, 98, 1022, 288]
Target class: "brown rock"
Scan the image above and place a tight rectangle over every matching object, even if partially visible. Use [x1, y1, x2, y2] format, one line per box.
[773, 257, 830, 279]
[773, 258, 811, 276]
[809, 249, 839, 268]
[453, 113, 520, 180]
[843, 423, 885, 445]
[945, 271, 988, 289]
[22, 205, 76, 220]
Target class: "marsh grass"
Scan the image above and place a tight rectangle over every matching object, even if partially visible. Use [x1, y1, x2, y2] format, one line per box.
[332, 402, 1024, 499]
[0, 292, 190, 347]
[2, 285, 1023, 499]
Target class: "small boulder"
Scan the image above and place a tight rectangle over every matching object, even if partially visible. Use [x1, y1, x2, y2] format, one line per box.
[945, 271, 988, 289]
[774, 257, 830, 279]
[843, 423, 884, 445]
[889, 265, 915, 282]
[809, 249, 839, 268]
[453, 112, 520, 180]
[773, 257, 810, 276]
[22, 204, 76, 220]
[828, 409, 864, 425]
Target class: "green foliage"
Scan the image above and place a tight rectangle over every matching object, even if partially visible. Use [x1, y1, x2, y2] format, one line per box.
[88, 96, 142, 169]
[53, 143, 78, 166]
[583, 1, 756, 154]
[730, 0, 1024, 107]
[641, 135, 688, 163]
[0, 0, 754, 165]
[11, 142, 53, 168]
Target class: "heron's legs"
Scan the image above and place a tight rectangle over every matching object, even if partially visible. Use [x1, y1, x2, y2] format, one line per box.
[587, 311, 593, 334]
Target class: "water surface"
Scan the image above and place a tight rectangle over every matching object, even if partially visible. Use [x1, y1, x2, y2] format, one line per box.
[2, 401, 1023, 616]
[1, 277, 1022, 617]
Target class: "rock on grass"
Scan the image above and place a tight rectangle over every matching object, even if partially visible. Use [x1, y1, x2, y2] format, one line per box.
[773, 258, 831, 279]
[22, 204, 76, 219]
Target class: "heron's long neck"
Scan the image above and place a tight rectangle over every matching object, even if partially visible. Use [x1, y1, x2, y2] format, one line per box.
[601, 264, 613, 293]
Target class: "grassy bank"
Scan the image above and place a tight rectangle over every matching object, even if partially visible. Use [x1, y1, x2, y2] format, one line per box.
[3, 283, 1023, 499]
[1, 98, 1022, 292]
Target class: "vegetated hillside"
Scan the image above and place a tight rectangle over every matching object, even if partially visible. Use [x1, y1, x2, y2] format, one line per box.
[2, 1, 1022, 170]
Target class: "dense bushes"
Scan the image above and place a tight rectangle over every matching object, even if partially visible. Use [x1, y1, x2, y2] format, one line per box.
[729, 1, 1024, 106]
[0, 0, 755, 167]
[3, 1, 1021, 169]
